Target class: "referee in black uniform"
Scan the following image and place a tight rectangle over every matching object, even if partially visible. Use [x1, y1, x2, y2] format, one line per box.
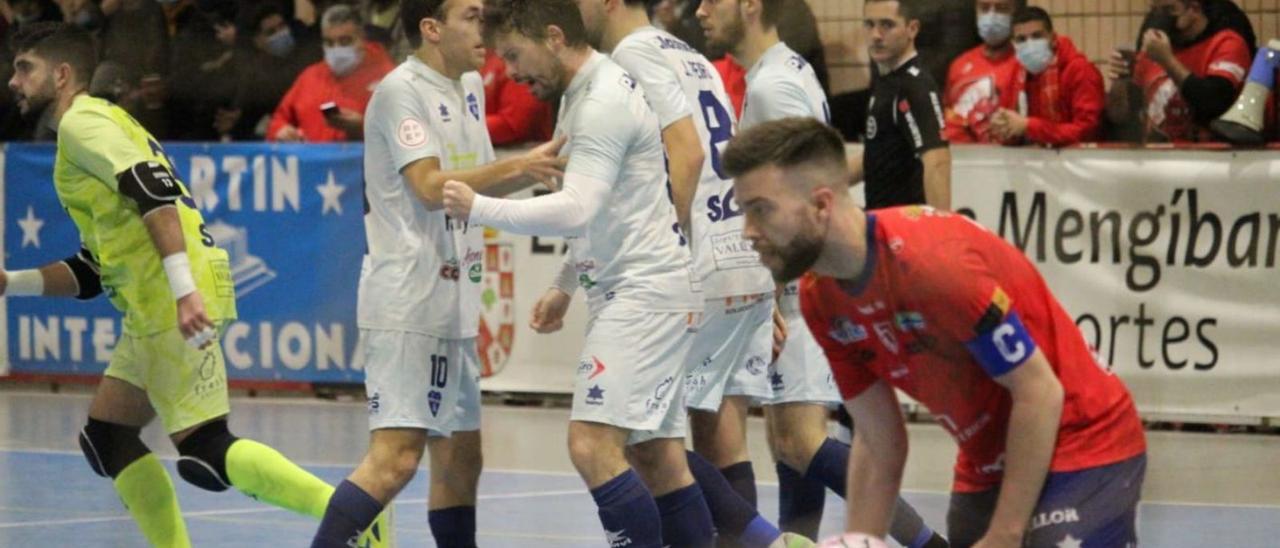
[850, 0, 951, 211]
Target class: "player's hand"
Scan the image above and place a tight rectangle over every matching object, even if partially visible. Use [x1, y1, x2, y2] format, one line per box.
[1106, 49, 1133, 81]
[0, 269, 8, 296]
[771, 306, 788, 364]
[213, 106, 241, 135]
[530, 288, 571, 334]
[989, 109, 1027, 142]
[442, 180, 476, 221]
[177, 292, 216, 349]
[275, 124, 305, 142]
[521, 135, 568, 191]
[1142, 29, 1175, 68]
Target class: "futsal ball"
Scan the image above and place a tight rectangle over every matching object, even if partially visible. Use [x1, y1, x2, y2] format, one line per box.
[817, 533, 890, 548]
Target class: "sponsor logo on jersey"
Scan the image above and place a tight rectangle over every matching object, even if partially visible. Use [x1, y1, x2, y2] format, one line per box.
[396, 117, 427, 147]
[585, 384, 606, 406]
[440, 259, 461, 280]
[438, 103, 452, 122]
[828, 316, 869, 345]
[645, 376, 675, 414]
[577, 360, 593, 377]
[894, 311, 926, 332]
[589, 357, 607, 380]
[1030, 507, 1080, 531]
[745, 355, 767, 375]
[428, 389, 443, 416]
[770, 371, 785, 391]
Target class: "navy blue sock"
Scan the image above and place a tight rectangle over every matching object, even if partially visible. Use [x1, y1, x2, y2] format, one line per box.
[803, 437, 850, 497]
[591, 470, 663, 548]
[655, 484, 715, 547]
[311, 480, 384, 548]
[719, 461, 758, 508]
[777, 461, 825, 539]
[686, 451, 780, 547]
[428, 505, 477, 548]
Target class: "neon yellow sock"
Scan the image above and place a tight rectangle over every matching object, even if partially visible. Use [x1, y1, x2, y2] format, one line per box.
[113, 454, 191, 548]
[224, 438, 335, 518]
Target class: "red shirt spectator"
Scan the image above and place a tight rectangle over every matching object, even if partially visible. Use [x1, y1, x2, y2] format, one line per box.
[1133, 29, 1250, 142]
[267, 31, 393, 142]
[800, 208, 1147, 492]
[481, 50, 552, 146]
[943, 44, 1020, 143]
[991, 11, 1105, 148]
[711, 56, 747, 117]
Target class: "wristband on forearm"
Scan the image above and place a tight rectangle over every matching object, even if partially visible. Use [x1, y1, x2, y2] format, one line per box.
[162, 253, 197, 299]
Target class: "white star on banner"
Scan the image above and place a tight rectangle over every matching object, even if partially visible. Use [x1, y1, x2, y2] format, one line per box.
[17, 206, 44, 248]
[316, 170, 347, 215]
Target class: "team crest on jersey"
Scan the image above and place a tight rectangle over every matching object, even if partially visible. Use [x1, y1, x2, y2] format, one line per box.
[428, 389, 443, 416]
[865, 114, 878, 140]
[466, 93, 481, 121]
[894, 311, 926, 332]
[478, 243, 516, 377]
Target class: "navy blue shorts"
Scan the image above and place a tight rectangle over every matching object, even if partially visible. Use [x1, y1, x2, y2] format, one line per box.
[946, 453, 1146, 547]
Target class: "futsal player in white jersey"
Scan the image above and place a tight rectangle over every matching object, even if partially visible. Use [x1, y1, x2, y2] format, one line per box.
[311, 1, 564, 546]
[573, 3, 809, 547]
[697, 1, 946, 547]
[443, 1, 722, 545]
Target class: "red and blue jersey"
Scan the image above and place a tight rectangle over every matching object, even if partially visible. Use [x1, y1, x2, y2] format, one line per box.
[799, 207, 1146, 492]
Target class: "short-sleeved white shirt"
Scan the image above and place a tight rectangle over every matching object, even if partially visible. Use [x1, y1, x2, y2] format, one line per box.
[740, 42, 830, 129]
[359, 56, 494, 338]
[557, 52, 699, 316]
[741, 42, 830, 318]
[612, 27, 773, 299]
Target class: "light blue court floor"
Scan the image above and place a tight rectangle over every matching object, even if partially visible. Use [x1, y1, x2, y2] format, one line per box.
[1, 389, 1277, 547]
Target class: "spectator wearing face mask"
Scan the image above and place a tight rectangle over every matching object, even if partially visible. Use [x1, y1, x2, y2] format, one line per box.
[267, 4, 393, 142]
[228, 0, 321, 140]
[1106, 0, 1254, 143]
[987, 7, 1103, 147]
[943, 0, 1024, 143]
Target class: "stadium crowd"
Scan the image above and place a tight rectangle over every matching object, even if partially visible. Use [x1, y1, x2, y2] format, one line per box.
[1, 0, 1276, 146]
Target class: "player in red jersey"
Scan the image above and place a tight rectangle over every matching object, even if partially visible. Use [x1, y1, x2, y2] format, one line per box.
[722, 117, 1147, 548]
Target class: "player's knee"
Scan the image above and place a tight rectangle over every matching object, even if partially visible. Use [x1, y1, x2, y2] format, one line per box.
[567, 431, 605, 471]
[79, 418, 149, 479]
[370, 443, 423, 489]
[769, 429, 817, 471]
[175, 419, 239, 492]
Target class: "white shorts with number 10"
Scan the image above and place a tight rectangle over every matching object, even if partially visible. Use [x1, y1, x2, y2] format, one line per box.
[360, 329, 483, 436]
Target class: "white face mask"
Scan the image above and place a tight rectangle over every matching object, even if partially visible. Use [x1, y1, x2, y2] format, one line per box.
[978, 12, 1013, 45]
[1015, 38, 1054, 75]
[325, 44, 361, 76]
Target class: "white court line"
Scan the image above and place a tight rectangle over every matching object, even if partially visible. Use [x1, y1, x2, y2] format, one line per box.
[0, 489, 590, 530]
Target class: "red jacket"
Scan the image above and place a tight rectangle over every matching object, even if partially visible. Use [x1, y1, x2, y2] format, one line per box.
[943, 44, 1020, 143]
[267, 42, 394, 142]
[481, 51, 553, 146]
[1011, 36, 1104, 146]
[712, 56, 747, 117]
[1133, 29, 1250, 142]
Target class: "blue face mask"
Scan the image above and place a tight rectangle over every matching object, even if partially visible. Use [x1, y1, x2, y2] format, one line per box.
[978, 12, 1012, 45]
[1016, 38, 1055, 75]
[264, 28, 296, 57]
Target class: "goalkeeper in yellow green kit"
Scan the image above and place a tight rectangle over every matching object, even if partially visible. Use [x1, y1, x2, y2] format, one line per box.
[1, 23, 388, 547]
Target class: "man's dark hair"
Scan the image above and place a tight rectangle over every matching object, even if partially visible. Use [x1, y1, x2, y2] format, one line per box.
[248, 1, 289, 33]
[9, 22, 97, 87]
[723, 117, 848, 180]
[1012, 6, 1053, 32]
[759, 0, 784, 28]
[483, 0, 588, 47]
[401, 0, 447, 50]
[864, 0, 928, 23]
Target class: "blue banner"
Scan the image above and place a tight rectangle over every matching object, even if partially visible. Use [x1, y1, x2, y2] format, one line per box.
[5, 143, 367, 383]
